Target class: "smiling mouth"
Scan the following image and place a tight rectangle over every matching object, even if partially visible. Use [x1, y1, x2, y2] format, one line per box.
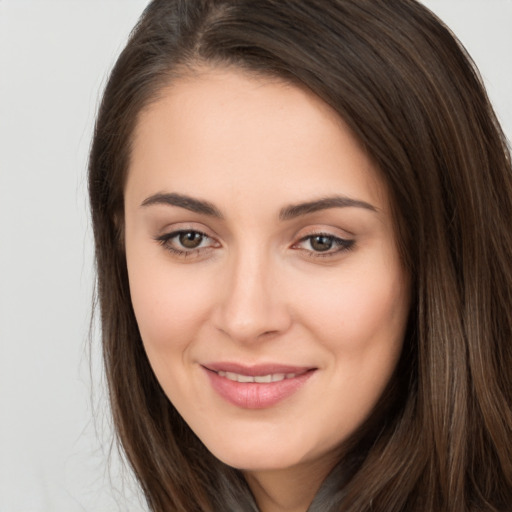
[215, 370, 306, 383]
[203, 364, 316, 408]
[203, 362, 315, 380]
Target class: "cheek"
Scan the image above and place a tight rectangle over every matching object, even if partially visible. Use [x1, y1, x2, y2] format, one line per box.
[296, 261, 408, 436]
[126, 252, 216, 359]
[301, 272, 407, 346]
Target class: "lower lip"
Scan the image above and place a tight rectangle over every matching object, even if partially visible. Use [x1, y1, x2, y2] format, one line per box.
[204, 369, 315, 409]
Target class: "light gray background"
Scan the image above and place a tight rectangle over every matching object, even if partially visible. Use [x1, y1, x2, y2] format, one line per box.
[1, 1, 511, 511]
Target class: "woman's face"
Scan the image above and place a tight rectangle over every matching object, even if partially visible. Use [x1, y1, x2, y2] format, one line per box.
[124, 68, 410, 476]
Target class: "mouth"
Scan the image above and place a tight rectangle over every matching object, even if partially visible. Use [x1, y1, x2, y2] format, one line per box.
[202, 363, 316, 409]
[215, 370, 304, 383]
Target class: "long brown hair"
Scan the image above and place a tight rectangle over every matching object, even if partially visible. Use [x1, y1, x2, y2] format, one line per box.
[88, 1, 512, 510]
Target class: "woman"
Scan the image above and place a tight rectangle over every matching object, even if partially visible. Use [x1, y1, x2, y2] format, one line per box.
[88, 1, 512, 510]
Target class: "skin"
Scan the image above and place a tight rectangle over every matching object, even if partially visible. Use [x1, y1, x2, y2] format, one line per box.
[124, 68, 410, 512]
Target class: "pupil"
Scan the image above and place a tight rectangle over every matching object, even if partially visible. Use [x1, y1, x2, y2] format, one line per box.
[179, 232, 203, 249]
[311, 235, 333, 252]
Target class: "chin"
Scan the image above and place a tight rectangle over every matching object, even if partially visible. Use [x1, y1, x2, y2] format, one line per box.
[203, 434, 328, 473]
[201, 437, 290, 470]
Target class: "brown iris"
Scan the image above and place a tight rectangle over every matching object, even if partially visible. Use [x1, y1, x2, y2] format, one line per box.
[179, 231, 204, 249]
[310, 235, 334, 252]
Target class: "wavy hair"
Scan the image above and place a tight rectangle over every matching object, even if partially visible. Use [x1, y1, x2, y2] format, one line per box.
[88, 1, 512, 510]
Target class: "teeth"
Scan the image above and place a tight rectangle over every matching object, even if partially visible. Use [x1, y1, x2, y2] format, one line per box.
[237, 374, 254, 383]
[217, 371, 297, 383]
[255, 375, 272, 383]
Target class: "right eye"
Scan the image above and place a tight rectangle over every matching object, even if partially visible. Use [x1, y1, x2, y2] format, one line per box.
[176, 231, 207, 249]
[155, 229, 219, 258]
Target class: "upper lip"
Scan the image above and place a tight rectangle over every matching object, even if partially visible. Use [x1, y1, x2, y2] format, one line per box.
[202, 362, 315, 376]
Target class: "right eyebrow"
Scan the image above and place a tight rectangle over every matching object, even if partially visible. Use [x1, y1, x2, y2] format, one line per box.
[140, 192, 224, 218]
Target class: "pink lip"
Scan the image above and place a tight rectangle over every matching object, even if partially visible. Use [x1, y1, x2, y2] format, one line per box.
[202, 362, 316, 409]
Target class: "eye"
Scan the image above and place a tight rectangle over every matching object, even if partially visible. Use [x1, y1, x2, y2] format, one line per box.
[294, 233, 354, 257]
[155, 229, 219, 257]
[308, 234, 336, 252]
[178, 231, 206, 249]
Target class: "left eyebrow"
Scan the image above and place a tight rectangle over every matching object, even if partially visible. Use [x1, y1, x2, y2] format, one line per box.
[279, 196, 378, 221]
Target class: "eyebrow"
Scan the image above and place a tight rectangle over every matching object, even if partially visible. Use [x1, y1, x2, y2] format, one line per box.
[140, 192, 377, 220]
[279, 196, 377, 220]
[141, 192, 224, 218]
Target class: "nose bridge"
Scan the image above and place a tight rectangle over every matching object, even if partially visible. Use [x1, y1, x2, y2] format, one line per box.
[215, 243, 290, 342]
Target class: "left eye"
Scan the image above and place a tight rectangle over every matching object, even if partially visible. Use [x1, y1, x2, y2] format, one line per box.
[295, 234, 354, 254]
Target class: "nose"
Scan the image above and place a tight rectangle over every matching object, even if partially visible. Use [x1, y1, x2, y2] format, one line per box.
[213, 249, 292, 343]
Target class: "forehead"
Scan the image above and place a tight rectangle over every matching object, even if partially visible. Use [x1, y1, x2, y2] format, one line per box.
[126, 67, 387, 213]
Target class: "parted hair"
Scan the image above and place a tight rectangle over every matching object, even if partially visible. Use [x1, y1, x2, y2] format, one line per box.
[88, 1, 512, 510]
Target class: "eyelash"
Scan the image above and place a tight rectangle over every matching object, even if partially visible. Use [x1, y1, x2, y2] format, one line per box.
[293, 233, 355, 258]
[155, 230, 355, 259]
[155, 230, 216, 258]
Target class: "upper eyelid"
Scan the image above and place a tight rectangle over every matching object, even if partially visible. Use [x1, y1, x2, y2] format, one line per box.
[297, 230, 350, 240]
[153, 216, 352, 235]
[293, 224, 355, 240]
[155, 222, 218, 239]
